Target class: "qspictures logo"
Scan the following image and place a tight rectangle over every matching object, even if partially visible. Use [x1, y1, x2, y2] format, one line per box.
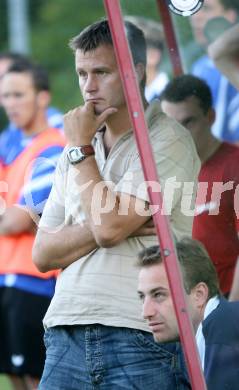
[1, 158, 239, 231]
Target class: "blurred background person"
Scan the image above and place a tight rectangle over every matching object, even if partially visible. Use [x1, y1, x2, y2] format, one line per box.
[125, 16, 169, 102]
[0, 53, 30, 131]
[190, 0, 239, 143]
[0, 52, 63, 133]
[0, 60, 65, 390]
[161, 75, 239, 300]
[208, 23, 239, 91]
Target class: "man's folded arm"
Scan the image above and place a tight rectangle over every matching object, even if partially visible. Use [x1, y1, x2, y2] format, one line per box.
[32, 222, 98, 272]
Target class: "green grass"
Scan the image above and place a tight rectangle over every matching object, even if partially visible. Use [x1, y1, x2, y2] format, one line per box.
[0, 375, 12, 390]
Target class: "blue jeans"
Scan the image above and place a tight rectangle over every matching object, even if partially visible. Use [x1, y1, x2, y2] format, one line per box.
[39, 325, 191, 390]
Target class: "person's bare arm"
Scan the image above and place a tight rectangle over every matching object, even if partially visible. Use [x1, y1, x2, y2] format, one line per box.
[33, 101, 158, 272]
[0, 205, 36, 235]
[32, 147, 99, 272]
[33, 214, 155, 273]
[63, 102, 153, 247]
[208, 23, 239, 90]
[33, 222, 98, 272]
[73, 156, 152, 247]
[0, 202, 97, 273]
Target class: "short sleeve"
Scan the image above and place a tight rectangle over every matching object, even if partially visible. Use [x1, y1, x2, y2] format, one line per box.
[38, 151, 66, 230]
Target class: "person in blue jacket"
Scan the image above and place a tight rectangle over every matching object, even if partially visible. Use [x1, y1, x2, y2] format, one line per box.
[137, 237, 239, 390]
[190, 0, 239, 143]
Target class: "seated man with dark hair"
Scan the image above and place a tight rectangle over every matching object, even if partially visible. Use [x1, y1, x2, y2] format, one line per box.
[137, 238, 239, 390]
[161, 74, 239, 301]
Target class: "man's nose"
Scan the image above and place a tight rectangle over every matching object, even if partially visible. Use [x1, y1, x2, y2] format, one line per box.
[143, 297, 157, 319]
[84, 74, 98, 92]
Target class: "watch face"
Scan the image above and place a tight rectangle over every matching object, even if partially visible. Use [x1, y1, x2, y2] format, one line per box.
[166, 0, 204, 16]
[68, 147, 84, 163]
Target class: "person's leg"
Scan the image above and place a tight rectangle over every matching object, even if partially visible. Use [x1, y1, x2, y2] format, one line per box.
[39, 325, 190, 390]
[23, 375, 39, 390]
[95, 326, 190, 389]
[39, 326, 92, 390]
[0, 287, 9, 373]
[8, 374, 39, 390]
[0, 287, 27, 390]
[8, 374, 28, 390]
[7, 374, 39, 390]
[1, 287, 50, 388]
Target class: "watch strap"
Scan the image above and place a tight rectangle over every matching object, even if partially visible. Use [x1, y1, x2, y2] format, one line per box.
[67, 145, 95, 165]
[79, 145, 95, 156]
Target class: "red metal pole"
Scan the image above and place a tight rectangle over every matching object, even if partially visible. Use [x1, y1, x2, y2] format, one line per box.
[156, 0, 184, 76]
[103, 1, 206, 389]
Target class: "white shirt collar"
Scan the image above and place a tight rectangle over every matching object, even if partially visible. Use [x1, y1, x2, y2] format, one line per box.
[195, 295, 220, 371]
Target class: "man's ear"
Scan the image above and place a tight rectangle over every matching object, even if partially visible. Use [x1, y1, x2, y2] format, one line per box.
[191, 282, 209, 309]
[208, 107, 216, 127]
[37, 90, 51, 109]
[135, 63, 145, 84]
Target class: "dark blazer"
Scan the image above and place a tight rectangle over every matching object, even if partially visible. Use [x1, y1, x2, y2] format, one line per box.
[203, 297, 239, 390]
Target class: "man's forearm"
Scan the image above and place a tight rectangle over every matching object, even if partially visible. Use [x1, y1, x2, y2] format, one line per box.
[74, 156, 122, 242]
[33, 222, 98, 272]
[0, 206, 36, 235]
[73, 156, 151, 247]
[63, 102, 150, 247]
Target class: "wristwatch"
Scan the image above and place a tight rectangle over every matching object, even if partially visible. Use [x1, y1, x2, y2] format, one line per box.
[67, 145, 95, 165]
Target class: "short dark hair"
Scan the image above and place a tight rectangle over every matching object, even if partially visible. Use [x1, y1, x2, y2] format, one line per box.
[6, 61, 50, 92]
[220, 0, 239, 13]
[69, 18, 146, 67]
[137, 238, 220, 299]
[0, 51, 31, 64]
[160, 75, 213, 114]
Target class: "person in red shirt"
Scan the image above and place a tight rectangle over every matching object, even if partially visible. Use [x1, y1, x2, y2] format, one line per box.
[161, 74, 239, 299]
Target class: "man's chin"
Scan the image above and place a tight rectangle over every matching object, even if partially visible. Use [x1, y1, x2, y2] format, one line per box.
[93, 107, 102, 116]
[93, 104, 115, 117]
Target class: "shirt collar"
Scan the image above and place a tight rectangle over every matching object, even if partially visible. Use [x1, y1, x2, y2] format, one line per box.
[203, 295, 220, 321]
